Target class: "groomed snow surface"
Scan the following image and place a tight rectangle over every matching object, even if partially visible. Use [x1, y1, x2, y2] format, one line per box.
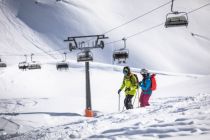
[0, 63, 210, 140]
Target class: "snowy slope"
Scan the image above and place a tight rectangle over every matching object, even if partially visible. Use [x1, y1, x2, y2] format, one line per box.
[6, 94, 210, 140]
[0, 0, 210, 73]
[0, 63, 210, 139]
[0, 0, 58, 65]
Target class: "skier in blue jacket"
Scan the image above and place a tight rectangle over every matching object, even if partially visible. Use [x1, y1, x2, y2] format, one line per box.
[139, 69, 152, 107]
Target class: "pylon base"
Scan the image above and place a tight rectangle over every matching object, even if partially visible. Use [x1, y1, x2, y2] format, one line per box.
[85, 109, 94, 117]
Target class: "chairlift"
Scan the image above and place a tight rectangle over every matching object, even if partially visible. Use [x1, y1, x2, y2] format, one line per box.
[165, 0, 188, 28]
[28, 54, 41, 70]
[113, 38, 129, 63]
[18, 55, 28, 70]
[69, 42, 76, 51]
[113, 49, 129, 63]
[0, 62, 7, 68]
[165, 12, 188, 28]
[56, 62, 69, 70]
[0, 58, 7, 68]
[18, 61, 29, 70]
[96, 40, 105, 49]
[77, 50, 93, 62]
[28, 61, 41, 70]
[56, 52, 69, 70]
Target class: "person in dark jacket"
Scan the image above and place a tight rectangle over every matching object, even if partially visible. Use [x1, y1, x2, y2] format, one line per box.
[139, 68, 152, 107]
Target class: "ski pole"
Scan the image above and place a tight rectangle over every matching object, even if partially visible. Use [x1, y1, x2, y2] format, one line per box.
[122, 105, 125, 111]
[118, 94, 120, 111]
[132, 91, 137, 107]
[137, 89, 140, 108]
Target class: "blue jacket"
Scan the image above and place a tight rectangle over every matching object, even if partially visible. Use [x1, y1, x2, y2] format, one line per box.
[139, 77, 152, 94]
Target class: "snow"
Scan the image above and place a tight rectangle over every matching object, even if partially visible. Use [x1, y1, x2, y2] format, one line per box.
[1, 93, 210, 139]
[1, 0, 210, 73]
[0, 0, 210, 139]
[1, 63, 210, 139]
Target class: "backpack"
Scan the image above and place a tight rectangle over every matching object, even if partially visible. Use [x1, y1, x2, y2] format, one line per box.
[130, 73, 139, 88]
[150, 74, 157, 91]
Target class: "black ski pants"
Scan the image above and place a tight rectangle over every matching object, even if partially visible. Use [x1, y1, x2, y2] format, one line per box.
[124, 94, 134, 110]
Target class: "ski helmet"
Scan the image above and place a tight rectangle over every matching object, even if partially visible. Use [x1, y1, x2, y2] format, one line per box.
[140, 68, 148, 75]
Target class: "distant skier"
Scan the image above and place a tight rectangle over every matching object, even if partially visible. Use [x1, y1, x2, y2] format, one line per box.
[139, 68, 153, 107]
[118, 66, 138, 110]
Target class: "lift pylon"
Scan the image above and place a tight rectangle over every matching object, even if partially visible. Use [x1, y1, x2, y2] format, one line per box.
[64, 35, 108, 117]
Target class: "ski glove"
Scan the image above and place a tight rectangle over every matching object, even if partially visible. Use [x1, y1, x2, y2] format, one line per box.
[139, 81, 142, 86]
[118, 89, 121, 94]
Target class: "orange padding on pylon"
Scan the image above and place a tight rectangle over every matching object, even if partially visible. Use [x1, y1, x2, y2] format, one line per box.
[85, 109, 94, 117]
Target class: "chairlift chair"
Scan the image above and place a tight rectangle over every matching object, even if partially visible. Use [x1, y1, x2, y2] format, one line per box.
[165, 0, 188, 28]
[27, 53, 41, 70]
[0, 58, 7, 68]
[165, 12, 188, 28]
[97, 40, 105, 49]
[113, 38, 129, 64]
[77, 50, 93, 62]
[18, 55, 28, 70]
[113, 49, 129, 63]
[28, 61, 41, 70]
[0, 62, 7, 68]
[69, 43, 76, 51]
[56, 61, 69, 70]
[18, 61, 29, 70]
[56, 52, 69, 70]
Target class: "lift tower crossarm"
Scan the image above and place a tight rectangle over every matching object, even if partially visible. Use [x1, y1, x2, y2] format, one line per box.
[64, 35, 108, 51]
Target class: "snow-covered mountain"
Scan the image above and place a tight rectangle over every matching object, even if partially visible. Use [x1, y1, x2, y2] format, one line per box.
[0, 0, 210, 73]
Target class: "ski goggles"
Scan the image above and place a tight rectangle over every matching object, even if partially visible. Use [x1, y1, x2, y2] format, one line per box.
[123, 69, 129, 75]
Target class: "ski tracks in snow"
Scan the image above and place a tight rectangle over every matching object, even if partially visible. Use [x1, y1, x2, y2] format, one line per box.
[91, 93, 210, 139]
[0, 98, 40, 138]
[5, 93, 210, 140]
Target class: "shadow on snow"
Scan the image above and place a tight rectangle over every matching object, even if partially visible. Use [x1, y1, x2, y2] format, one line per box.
[0, 112, 81, 117]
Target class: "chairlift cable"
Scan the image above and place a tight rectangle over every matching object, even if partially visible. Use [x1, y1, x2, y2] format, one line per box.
[0, 54, 25, 57]
[0, 0, 178, 56]
[105, 39, 122, 45]
[35, 47, 68, 55]
[103, 0, 172, 35]
[126, 23, 164, 39]
[106, 2, 210, 45]
[84, 0, 172, 43]
[45, 1, 210, 52]
[1, 2, 209, 57]
[187, 3, 210, 14]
